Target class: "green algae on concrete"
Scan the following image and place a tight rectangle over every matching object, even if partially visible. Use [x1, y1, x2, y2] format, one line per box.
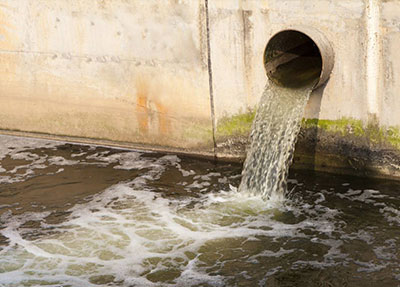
[216, 113, 400, 150]
[215, 113, 400, 179]
[216, 112, 400, 157]
[216, 110, 256, 138]
[302, 117, 400, 149]
[386, 126, 400, 150]
[302, 118, 365, 137]
[182, 122, 214, 147]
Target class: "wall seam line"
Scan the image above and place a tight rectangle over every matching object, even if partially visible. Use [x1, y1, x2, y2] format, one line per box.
[366, 0, 381, 121]
[205, 0, 217, 159]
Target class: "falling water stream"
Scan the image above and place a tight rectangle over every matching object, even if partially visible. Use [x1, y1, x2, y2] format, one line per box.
[238, 83, 314, 199]
[239, 29, 323, 199]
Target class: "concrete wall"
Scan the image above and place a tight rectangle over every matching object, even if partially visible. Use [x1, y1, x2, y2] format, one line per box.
[208, 0, 379, 122]
[0, 0, 213, 154]
[210, 1, 367, 145]
[0, 0, 400, 177]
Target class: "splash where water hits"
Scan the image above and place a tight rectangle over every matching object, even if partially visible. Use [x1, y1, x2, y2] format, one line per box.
[0, 135, 400, 286]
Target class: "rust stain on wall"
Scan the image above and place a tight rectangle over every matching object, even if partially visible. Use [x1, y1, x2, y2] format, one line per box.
[134, 75, 173, 137]
[155, 102, 171, 135]
[135, 77, 149, 135]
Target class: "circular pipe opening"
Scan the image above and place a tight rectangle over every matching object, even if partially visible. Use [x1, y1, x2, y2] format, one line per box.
[264, 29, 333, 89]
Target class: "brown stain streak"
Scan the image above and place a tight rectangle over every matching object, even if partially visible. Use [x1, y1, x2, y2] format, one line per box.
[134, 76, 171, 136]
[135, 78, 149, 135]
[134, 102, 209, 132]
[155, 103, 170, 135]
[136, 94, 148, 135]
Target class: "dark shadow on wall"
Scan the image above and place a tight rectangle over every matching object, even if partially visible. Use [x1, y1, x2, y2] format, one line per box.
[294, 80, 327, 171]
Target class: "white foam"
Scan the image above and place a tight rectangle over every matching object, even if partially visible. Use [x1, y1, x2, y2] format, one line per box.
[0, 135, 60, 161]
[355, 260, 388, 273]
[0, 136, 158, 185]
[0, 152, 293, 286]
[380, 206, 400, 225]
[0, 136, 63, 184]
[337, 188, 386, 204]
[48, 156, 80, 166]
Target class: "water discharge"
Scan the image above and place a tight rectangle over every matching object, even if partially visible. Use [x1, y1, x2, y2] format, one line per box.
[239, 83, 314, 199]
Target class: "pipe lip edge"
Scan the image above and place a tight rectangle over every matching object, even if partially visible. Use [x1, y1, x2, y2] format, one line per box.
[264, 27, 335, 90]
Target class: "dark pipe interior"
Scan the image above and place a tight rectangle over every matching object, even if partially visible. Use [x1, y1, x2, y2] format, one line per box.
[264, 30, 323, 88]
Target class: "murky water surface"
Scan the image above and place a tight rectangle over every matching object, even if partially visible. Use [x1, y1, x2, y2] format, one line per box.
[1, 135, 400, 287]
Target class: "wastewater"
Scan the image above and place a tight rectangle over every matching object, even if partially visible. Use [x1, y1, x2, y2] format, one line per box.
[240, 32, 324, 198]
[1, 135, 400, 286]
[238, 83, 313, 199]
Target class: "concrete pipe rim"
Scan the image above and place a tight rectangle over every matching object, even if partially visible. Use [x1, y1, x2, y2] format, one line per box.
[264, 29, 334, 89]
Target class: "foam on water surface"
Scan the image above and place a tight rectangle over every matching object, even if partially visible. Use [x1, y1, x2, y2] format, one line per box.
[1, 135, 400, 286]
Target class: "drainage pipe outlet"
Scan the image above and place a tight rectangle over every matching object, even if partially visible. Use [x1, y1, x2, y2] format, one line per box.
[264, 28, 334, 89]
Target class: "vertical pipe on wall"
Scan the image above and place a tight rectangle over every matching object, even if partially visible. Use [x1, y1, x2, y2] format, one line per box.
[366, 0, 381, 119]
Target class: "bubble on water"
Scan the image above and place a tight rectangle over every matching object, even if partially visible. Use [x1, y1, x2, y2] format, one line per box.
[48, 156, 80, 166]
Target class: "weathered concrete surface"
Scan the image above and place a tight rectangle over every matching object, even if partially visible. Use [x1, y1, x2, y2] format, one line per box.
[0, 0, 213, 153]
[381, 0, 400, 127]
[0, 0, 400, 178]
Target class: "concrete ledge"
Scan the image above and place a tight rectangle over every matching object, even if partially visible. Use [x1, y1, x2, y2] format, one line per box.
[0, 129, 216, 162]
